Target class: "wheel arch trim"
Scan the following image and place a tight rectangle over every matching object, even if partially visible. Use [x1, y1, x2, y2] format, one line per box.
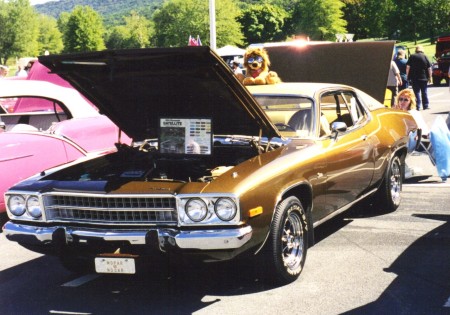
[253, 180, 313, 255]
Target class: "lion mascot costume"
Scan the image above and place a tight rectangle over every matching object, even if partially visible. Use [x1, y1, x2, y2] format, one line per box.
[237, 47, 281, 85]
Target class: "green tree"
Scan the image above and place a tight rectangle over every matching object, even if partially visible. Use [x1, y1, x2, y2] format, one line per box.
[389, 0, 450, 42]
[37, 15, 64, 55]
[237, 3, 288, 45]
[152, 0, 243, 48]
[290, 0, 347, 41]
[0, 0, 39, 64]
[425, 0, 450, 42]
[106, 11, 153, 49]
[343, 0, 394, 40]
[61, 5, 106, 53]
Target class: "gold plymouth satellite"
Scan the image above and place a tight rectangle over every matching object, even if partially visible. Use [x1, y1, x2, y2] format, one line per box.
[3, 46, 418, 284]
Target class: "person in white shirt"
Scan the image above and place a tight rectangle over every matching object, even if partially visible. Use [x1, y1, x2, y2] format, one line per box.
[232, 61, 242, 75]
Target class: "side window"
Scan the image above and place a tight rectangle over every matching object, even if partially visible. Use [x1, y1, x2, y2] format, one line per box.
[320, 91, 368, 133]
[342, 92, 368, 126]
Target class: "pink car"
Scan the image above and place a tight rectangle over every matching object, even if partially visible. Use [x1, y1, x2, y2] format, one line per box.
[0, 80, 131, 214]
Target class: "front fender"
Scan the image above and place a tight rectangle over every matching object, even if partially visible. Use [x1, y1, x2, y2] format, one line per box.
[0, 132, 85, 212]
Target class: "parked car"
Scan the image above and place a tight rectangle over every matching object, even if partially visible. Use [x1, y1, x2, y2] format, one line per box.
[432, 49, 450, 86]
[3, 47, 418, 284]
[0, 80, 131, 215]
[432, 34, 450, 86]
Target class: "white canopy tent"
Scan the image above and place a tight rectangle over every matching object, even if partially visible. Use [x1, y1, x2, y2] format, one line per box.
[216, 45, 246, 57]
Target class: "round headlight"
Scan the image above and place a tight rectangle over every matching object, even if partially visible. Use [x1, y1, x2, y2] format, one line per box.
[26, 196, 42, 218]
[214, 198, 237, 221]
[8, 195, 26, 216]
[185, 198, 208, 222]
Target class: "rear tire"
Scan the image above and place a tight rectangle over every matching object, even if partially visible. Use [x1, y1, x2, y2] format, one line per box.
[263, 196, 308, 284]
[378, 156, 402, 212]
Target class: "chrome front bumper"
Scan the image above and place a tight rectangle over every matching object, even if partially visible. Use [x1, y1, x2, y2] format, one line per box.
[3, 221, 252, 251]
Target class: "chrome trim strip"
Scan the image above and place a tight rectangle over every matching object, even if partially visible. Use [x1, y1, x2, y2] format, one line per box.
[3, 221, 252, 250]
[160, 226, 253, 250]
[312, 187, 377, 228]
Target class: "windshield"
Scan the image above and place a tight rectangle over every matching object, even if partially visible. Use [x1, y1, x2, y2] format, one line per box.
[254, 95, 315, 137]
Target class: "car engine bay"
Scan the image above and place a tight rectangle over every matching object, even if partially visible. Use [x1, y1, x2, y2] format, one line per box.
[44, 136, 285, 184]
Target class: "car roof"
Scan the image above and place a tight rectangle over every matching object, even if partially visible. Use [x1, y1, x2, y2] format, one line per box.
[0, 80, 99, 118]
[246, 82, 350, 96]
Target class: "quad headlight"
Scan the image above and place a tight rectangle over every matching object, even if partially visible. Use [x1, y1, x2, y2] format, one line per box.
[185, 198, 208, 222]
[214, 197, 237, 221]
[180, 195, 240, 225]
[8, 195, 26, 216]
[26, 196, 42, 218]
[7, 194, 42, 219]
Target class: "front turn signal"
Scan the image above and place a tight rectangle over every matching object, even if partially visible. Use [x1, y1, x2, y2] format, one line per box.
[248, 206, 263, 218]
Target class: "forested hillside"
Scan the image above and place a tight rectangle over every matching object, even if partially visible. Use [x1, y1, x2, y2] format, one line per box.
[34, 0, 163, 25]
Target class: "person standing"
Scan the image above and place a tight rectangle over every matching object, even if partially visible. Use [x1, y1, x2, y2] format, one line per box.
[387, 60, 402, 107]
[406, 45, 432, 110]
[0, 65, 8, 78]
[232, 61, 243, 75]
[394, 49, 408, 91]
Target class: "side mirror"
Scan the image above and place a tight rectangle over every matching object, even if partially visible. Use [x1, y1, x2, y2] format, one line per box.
[331, 121, 347, 139]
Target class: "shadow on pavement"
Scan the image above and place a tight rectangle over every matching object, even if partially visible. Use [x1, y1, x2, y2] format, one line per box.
[341, 214, 450, 315]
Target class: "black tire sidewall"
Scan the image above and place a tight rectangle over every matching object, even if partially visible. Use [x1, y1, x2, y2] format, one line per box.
[269, 196, 308, 283]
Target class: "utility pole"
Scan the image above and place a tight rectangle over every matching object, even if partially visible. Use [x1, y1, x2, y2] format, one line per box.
[209, 0, 216, 50]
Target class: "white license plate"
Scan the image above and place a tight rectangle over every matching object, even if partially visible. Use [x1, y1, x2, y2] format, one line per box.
[95, 257, 136, 274]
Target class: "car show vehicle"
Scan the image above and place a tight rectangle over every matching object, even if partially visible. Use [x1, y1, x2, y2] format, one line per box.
[0, 80, 131, 214]
[3, 47, 418, 284]
[432, 34, 450, 86]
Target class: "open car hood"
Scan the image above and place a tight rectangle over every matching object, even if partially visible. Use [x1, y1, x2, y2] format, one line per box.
[39, 47, 280, 141]
[264, 41, 395, 103]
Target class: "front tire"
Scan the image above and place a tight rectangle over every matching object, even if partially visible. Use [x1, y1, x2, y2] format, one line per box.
[264, 196, 308, 284]
[378, 155, 402, 212]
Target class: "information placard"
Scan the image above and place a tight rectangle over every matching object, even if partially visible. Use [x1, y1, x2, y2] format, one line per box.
[159, 118, 212, 155]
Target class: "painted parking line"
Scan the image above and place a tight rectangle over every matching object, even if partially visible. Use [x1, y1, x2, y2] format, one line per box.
[49, 311, 92, 315]
[404, 182, 450, 188]
[61, 273, 100, 287]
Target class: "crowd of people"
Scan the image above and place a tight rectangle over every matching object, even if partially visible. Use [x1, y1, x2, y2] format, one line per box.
[391, 45, 433, 110]
[0, 61, 34, 79]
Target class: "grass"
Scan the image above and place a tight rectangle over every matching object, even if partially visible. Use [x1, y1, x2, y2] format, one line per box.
[396, 38, 436, 61]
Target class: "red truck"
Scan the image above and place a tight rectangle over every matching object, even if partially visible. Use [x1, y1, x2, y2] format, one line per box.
[432, 34, 450, 86]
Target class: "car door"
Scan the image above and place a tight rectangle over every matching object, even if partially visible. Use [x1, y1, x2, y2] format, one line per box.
[319, 90, 375, 215]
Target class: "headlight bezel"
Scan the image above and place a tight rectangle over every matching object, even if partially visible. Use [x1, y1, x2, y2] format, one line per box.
[6, 193, 43, 220]
[179, 194, 240, 226]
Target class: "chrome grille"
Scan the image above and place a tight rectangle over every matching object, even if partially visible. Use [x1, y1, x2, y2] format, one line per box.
[43, 194, 177, 225]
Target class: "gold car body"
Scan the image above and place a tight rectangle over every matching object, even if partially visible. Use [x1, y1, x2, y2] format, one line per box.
[3, 47, 418, 282]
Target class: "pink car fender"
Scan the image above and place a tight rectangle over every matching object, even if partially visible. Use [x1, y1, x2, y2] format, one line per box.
[0, 132, 86, 211]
